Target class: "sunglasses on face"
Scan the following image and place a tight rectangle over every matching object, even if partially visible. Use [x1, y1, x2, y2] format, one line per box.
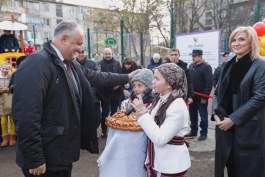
[170, 54, 178, 56]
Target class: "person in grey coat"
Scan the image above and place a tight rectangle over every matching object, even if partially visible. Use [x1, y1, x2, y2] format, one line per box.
[12, 21, 138, 177]
[212, 26, 265, 177]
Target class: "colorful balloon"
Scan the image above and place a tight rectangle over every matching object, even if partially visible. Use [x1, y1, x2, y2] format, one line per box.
[260, 47, 265, 56]
[260, 35, 265, 48]
[253, 22, 265, 37]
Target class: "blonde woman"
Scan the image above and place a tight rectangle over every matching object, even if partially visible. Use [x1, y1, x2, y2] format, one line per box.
[0, 62, 15, 147]
[212, 26, 265, 177]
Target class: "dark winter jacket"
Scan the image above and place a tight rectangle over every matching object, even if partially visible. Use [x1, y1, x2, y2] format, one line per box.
[77, 58, 98, 100]
[213, 54, 265, 177]
[213, 62, 229, 88]
[98, 58, 122, 103]
[0, 34, 19, 53]
[77, 58, 97, 71]
[189, 61, 213, 101]
[12, 42, 129, 171]
[147, 58, 162, 70]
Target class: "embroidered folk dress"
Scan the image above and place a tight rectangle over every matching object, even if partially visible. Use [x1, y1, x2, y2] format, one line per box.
[137, 93, 191, 176]
[98, 98, 151, 177]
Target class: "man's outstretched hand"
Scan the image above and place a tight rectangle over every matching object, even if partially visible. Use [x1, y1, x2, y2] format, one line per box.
[128, 69, 141, 79]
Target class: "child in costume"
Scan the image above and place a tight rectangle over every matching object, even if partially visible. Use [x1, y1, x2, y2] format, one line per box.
[98, 69, 153, 177]
[0, 62, 15, 147]
[131, 63, 191, 177]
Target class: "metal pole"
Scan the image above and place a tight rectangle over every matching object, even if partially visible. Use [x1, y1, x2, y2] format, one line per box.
[129, 33, 131, 57]
[46, 33, 49, 43]
[33, 24, 36, 45]
[96, 29, 99, 54]
[149, 36, 152, 60]
[254, 0, 260, 23]
[120, 19, 125, 62]
[105, 24, 108, 39]
[87, 28, 91, 59]
[170, 0, 174, 48]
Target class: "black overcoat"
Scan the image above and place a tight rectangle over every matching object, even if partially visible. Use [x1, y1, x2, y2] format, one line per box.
[12, 42, 129, 171]
[215, 57, 265, 177]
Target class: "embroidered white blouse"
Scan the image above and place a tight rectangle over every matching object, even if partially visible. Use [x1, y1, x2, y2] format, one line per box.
[137, 93, 191, 174]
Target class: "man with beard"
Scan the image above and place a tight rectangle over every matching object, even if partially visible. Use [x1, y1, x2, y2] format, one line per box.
[98, 48, 122, 138]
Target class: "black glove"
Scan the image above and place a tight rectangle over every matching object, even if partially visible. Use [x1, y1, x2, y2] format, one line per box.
[87, 139, 99, 154]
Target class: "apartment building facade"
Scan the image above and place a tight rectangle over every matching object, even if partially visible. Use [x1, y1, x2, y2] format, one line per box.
[0, 0, 117, 51]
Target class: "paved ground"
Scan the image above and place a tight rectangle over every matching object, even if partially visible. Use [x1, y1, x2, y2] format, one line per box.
[0, 120, 217, 177]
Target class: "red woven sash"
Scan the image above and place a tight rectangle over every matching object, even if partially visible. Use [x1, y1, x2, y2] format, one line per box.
[146, 137, 185, 168]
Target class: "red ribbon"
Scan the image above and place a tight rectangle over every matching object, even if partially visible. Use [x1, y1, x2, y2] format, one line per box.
[193, 92, 213, 99]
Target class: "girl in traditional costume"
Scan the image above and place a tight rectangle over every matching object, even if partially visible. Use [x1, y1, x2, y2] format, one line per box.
[131, 63, 191, 177]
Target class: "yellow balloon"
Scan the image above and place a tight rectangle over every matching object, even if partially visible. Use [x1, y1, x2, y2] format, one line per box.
[260, 47, 265, 56]
[260, 36, 265, 48]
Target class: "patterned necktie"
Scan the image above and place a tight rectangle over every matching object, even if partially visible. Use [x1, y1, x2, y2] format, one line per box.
[63, 60, 79, 93]
[63, 60, 74, 80]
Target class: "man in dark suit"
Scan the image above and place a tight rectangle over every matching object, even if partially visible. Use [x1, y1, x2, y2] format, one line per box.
[12, 21, 138, 177]
[186, 49, 213, 141]
[98, 48, 123, 138]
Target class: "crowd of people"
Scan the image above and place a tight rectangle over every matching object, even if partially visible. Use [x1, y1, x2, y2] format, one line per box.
[0, 20, 265, 177]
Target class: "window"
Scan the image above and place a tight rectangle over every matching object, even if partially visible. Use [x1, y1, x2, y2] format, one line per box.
[42, 2, 49, 12]
[220, 9, 227, 18]
[56, 4, 63, 17]
[81, 8, 91, 15]
[24, 1, 40, 10]
[69, 7, 79, 16]
[44, 18, 50, 26]
[10, 0, 19, 7]
[205, 11, 212, 25]
[56, 19, 63, 24]
[26, 15, 43, 25]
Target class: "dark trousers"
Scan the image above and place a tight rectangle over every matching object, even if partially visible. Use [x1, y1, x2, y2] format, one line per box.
[101, 93, 120, 134]
[22, 167, 72, 177]
[94, 102, 102, 128]
[189, 101, 208, 136]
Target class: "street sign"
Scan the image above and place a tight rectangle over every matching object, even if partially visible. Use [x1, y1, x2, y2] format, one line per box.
[105, 37, 117, 45]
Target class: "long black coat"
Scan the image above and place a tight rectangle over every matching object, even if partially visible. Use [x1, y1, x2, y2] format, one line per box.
[12, 42, 129, 171]
[215, 57, 265, 177]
